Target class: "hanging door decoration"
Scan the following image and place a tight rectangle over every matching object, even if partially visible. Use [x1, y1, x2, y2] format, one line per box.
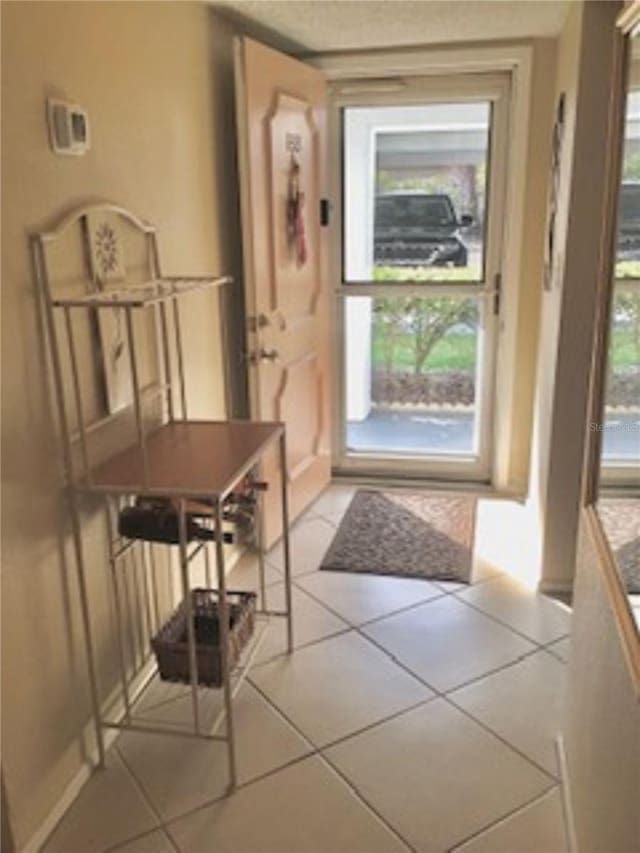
[286, 133, 308, 268]
[543, 92, 566, 291]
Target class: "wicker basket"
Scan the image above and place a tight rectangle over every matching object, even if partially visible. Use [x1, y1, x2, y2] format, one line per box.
[151, 588, 257, 687]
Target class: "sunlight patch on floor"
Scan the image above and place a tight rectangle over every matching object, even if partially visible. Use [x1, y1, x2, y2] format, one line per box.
[476, 499, 542, 590]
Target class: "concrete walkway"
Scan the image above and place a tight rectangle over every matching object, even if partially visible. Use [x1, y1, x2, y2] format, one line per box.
[347, 408, 640, 460]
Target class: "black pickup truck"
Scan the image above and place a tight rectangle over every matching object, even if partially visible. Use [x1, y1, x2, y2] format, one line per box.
[374, 191, 473, 267]
[618, 181, 640, 261]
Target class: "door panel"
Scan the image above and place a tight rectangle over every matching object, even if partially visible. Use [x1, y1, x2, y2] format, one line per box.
[235, 37, 331, 545]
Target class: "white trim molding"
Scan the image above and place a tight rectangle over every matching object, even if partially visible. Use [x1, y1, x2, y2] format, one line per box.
[311, 42, 534, 491]
[555, 733, 579, 853]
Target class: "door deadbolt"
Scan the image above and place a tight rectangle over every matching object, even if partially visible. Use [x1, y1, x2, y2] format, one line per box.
[247, 313, 270, 332]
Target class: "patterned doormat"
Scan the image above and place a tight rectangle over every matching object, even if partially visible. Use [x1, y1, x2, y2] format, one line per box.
[320, 490, 477, 583]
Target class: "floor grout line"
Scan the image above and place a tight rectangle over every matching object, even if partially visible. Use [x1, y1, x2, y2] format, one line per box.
[541, 636, 571, 664]
[111, 745, 181, 853]
[446, 782, 562, 852]
[291, 575, 449, 630]
[443, 694, 560, 783]
[449, 587, 571, 651]
[316, 751, 417, 853]
[247, 555, 565, 786]
[103, 653, 561, 853]
[103, 824, 178, 853]
[349, 624, 560, 782]
[109, 630, 561, 850]
[249, 624, 354, 669]
[253, 605, 560, 784]
[121, 563, 564, 843]
[248, 653, 560, 850]
[150, 676, 419, 851]
[243, 677, 419, 853]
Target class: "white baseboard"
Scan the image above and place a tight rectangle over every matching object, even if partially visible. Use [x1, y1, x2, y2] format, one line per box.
[20, 545, 246, 853]
[21, 652, 159, 853]
[538, 578, 574, 596]
[555, 733, 578, 853]
[20, 697, 125, 853]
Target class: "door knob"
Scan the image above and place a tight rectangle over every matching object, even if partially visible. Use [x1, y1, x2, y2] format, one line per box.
[258, 347, 279, 362]
[245, 347, 279, 365]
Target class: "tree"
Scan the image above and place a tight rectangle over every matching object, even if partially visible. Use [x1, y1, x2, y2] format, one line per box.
[405, 297, 477, 375]
[373, 296, 477, 376]
[612, 289, 640, 369]
[373, 297, 406, 374]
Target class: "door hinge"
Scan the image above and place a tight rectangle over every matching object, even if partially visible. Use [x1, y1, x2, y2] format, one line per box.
[493, 272, 502, 316]
[320, 198, 330, 227]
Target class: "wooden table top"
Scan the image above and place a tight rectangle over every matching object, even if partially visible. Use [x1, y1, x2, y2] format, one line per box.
[85, 420, 283, 498]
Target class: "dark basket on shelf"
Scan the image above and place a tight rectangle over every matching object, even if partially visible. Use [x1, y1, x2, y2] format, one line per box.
[151, 588, 257, 687]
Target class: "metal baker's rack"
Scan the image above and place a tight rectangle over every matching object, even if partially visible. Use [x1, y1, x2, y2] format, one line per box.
[31, 203, 293, 790]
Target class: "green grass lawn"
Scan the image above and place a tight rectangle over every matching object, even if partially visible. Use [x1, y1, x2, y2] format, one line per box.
[615, 261, 640, 279]
[373, 327, 639, 374]
[374, 265, 482, 283]
[372, 330, 477, 372]
[371, 264, 639, 374]
[609, 328, 640, 370]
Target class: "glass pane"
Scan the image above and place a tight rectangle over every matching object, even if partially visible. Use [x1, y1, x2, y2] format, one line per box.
[343, 102, 491, 283]
[616, 90, 640, 278]
[345, 295, 481, 456]
[601, 285, 640, 465]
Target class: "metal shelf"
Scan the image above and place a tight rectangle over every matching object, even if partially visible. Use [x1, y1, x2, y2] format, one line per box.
[52, 276, 232, 309]
[82, 420, 284, 498]
[33, 203, 294, 793]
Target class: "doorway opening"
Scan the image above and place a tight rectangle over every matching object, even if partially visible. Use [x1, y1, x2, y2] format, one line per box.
[333, 75, 510, 481]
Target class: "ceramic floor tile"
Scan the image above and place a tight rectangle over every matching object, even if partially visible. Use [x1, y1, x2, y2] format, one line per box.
[325, 698, 552, 853]
[471, 555, 505, 584]
[128, 673, 190, 716]
[432, 579, 468, 593]
[167, 755, 409, 853]
[457, 576, 572, 644]
[268, 516, 337, 576]
[452, 787, 568, 853]
[129, 630, 266, 728]
[252, 582, 349, 664]
[308, 484, 356, 524]
[128, 677, 230, 732]
[295, 569, 443, 626]
[226, 549, 282, 592]
[250, 631, 432, 747]
[546, 636, 572, 664]
[116, 682, 310, 822]
[450, 651, 566, 776]
[42, 752, 158, 853]
[363, 595, 535, 693]
[110, 828, 176, 853]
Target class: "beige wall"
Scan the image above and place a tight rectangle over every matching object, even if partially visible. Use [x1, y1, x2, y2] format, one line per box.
[563, 513, 640, 852]
[505, 37, 557, 491]
[526, 0, 583, 581]
[0, 2, 241, 848]
[530, 1, 622, 590]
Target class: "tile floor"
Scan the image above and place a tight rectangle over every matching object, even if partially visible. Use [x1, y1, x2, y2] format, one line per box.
[43, 486, 572, 853]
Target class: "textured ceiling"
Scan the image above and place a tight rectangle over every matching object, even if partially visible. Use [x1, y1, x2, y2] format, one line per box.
[212, 0, 571, 55]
